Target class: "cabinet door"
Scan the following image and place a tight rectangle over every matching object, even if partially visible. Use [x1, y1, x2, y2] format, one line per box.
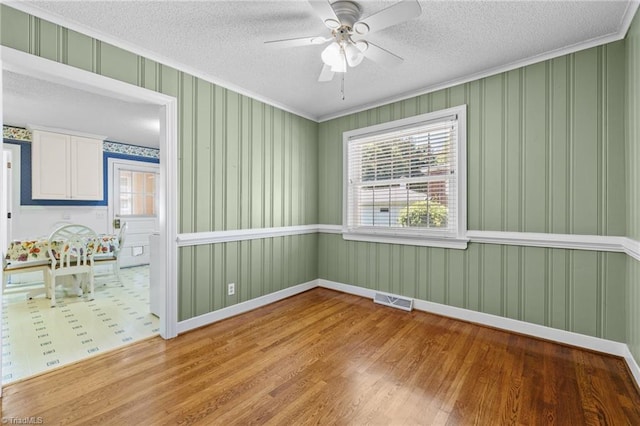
[70, 136, 103, 200]
[32, 131, 70, 200]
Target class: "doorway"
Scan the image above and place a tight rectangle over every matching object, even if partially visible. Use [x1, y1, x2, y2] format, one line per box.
[108, 159, 160, 268]
[1, 46, 179, 390]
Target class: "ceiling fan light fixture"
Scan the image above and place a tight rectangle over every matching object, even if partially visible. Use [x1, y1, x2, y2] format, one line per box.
[330, 56, 347, 73]
[344, 43, 364, 67]
[322, 42, 347, 73]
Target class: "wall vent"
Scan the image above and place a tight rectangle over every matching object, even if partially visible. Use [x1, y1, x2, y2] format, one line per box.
[373, 292, 413, 312]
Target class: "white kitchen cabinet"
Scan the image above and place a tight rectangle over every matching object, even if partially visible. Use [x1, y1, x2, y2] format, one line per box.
[32, 130, 104, 200]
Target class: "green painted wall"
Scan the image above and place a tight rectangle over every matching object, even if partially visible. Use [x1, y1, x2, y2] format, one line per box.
[318, 42, 628, 342]
[0, 6, 319, 321]
[626, 10, 640, 366]
[320, 44, 626, 234]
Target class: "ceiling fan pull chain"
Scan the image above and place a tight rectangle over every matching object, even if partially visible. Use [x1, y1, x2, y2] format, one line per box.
[341, 72, 345, 101]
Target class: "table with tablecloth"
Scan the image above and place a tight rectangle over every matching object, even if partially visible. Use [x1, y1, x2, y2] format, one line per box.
[4, 235, 119, 263]
[3, 234, 119, 298]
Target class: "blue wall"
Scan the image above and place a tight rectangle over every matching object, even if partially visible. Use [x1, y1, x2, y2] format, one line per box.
[3, 138, 159, 206]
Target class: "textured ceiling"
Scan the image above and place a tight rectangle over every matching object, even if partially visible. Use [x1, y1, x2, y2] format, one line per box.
[3, 71, 161, 147]
[7, 1, 639, 121]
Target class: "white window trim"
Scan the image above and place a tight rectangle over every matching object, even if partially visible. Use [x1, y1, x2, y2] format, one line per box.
[342, 105, 468, 249]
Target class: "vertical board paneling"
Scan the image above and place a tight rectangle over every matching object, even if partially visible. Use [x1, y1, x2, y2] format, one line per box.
[482, 244, 503, 316]
[263, 107, 273, 228]
[225, 92, 240, 230]
[240, 98, 251, 229]
[176, 234, 318, 321]
[448, 249, 465, 308]
[549, 57, 569, 234]
[505, 70, 523, 232]
[179, 246, 193, 321]
[466, 81, 482, 230]
[572, 49, 600, 235]
[504, 246, 521, 320]
[0, 7, 31, 52]
[522, 247, 546, 325]
[317, 39, 629, 343]
[483, 75, 504, 230]
[626, 10, 640, 367]
[549, 250, 568, 331]
[318, 234, 626, 342]
[572, 251, 599, 337]
[195, 78, 212, 232]
[99, 43, 139, 86]
[36, 19, 60, 62]
[251, 102, 264, 228]
[213, 85, 226, 231]
[604, 42, 626, 236]
[194, 245, 212, 316]
[180, 74, 195, 233]
[65, 29, 94, 72]
[523, 62, 548, 232]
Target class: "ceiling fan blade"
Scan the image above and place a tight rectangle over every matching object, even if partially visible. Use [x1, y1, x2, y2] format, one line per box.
[353, 0, 422, 35]
[308, 0, 341, 29]
[264, 36, 329, 48]
[363, 42, 404, 68]
[318, 64, 335, 82]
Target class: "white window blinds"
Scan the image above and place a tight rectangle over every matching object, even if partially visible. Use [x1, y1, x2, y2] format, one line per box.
[344, 108, 465, 242]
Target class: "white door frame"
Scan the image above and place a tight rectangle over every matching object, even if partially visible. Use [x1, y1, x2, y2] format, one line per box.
[1, 46, 179, 343]
[107, 158, 160, 234]
[1, 149, 13, 251]
[1, 54, 4, 396]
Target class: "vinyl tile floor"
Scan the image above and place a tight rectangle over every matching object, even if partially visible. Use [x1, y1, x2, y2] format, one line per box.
[1, 265, 159, 384]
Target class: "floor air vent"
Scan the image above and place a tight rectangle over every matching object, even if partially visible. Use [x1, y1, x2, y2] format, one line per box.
[373, 292, 414, 312]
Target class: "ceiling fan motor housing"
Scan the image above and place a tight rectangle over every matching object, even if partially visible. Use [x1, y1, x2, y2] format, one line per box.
[331, 0, 363, 28]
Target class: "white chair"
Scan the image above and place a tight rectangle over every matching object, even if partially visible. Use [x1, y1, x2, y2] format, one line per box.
[47, 224, 98, 307]
[94, 222, 127, 285]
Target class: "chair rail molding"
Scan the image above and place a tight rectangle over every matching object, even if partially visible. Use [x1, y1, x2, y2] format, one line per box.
[176, 225, 321, 246]
[179, 224, 640, 261]
[466, 230, 628, 253]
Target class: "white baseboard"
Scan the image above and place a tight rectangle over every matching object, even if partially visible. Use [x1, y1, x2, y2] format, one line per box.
[624, 346, 640, 388]
[318, 278, 640, 389]
[177, 279, 318, 334]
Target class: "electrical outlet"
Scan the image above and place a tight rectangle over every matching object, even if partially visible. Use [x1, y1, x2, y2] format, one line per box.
[227, 283, 235, 296]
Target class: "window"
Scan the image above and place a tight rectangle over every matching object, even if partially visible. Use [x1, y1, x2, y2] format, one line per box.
[119, 170, 157, 216]
[343, 105, 467, 249]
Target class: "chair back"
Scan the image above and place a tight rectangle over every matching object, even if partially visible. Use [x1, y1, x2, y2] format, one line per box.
[47, 224, 98, 269]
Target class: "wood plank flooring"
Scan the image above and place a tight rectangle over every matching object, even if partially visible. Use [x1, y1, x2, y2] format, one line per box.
[1, 288, 639, 425]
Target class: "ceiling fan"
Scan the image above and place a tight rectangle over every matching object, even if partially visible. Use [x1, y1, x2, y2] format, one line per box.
[265, 0, 422, 82]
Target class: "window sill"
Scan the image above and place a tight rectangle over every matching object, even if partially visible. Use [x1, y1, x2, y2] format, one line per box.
[342, 230, 469, 249]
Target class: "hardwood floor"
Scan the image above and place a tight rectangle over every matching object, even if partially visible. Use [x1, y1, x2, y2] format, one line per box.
[2, 288, 639, 425]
